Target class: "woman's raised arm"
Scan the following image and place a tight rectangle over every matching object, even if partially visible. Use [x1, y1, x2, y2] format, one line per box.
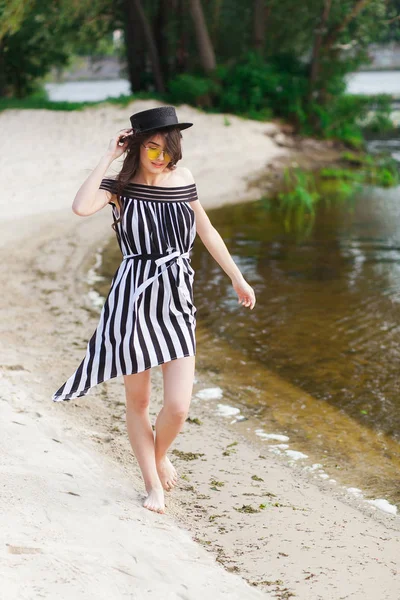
[72, 128, 133, 217]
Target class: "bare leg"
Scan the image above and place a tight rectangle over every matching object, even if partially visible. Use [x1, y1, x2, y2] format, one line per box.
[155, 355, 195, 491]
[123, 370, 165, 514]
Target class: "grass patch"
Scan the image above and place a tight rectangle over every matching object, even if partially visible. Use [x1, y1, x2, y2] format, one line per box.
[195, 537, 212, 546]
[222, 441, 238, 456]
[171, 449, 205, 461]
[269, 151, 399, 237]
[186, 416, 202, 425]
[210, 479, 225, 487]
[234, 504, 260, 514]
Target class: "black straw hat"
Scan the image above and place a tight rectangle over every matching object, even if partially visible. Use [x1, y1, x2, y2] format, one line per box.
[129, 106, 193, 134]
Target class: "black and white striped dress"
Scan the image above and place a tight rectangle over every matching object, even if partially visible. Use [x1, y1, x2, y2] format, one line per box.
[52, 178, 198, 402]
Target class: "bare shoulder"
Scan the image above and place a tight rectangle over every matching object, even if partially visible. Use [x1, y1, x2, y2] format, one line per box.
[175, 167, 202, 209]
[174, 166, 195, 185]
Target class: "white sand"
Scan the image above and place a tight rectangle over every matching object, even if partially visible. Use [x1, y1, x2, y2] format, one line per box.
[0, 377, 267, 599]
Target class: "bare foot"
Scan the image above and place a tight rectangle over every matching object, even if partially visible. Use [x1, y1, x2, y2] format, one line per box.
[156, 455, 178, 491]
[143, 486, 165, 514]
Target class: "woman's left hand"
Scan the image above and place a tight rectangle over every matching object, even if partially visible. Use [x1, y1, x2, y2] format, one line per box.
[232, 277, 256, 310]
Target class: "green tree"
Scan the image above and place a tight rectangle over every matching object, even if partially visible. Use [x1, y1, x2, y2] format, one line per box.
[0, 0, 115, 97]
[1, 0, 397, 142]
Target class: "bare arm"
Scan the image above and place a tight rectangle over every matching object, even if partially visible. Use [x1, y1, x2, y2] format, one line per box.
[182, 167, 256, 310]
[72, 127, 133, 217]
[192, 201, 245, 283]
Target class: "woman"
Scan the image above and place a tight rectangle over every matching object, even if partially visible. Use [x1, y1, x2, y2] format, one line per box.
[52, 106, 256, 514]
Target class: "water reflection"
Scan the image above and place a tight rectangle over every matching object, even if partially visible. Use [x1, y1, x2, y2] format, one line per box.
[368, 138, 400, 162]
[193, 184, 400, 443]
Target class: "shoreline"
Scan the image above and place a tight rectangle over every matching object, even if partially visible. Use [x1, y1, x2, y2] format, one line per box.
[1, 100, 399, 598]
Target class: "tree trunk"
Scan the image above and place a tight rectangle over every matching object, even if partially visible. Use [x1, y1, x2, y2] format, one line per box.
[189, 0, 216, 72]
[0, 41, 7, 97]
[210, 0, 223, 47]
[253, 0, 266, 54]
[308, 0, 332, 101]
[124, 0, 146, 91]
[154, 0, 170, 83]
[176, 0, 190, 73]
[127, 0, 165, 93]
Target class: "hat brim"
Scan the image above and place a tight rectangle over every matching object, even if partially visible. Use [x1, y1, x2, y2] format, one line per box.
[138, 122, 193, 134]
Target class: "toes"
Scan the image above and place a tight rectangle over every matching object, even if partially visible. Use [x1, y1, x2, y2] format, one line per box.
[144, 502, 164, 513]
[143, 489, 165, 513]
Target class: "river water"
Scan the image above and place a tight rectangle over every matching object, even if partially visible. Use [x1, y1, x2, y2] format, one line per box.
[196, 177, 400, 445]
[45, 70, 400, 101]
[93, 136, 400, 512]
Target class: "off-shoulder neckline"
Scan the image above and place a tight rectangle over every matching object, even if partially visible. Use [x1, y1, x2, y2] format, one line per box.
[104, 177, 195, 190]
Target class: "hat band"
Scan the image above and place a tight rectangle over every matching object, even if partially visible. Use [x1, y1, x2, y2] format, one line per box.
[131, 115, 180, 131]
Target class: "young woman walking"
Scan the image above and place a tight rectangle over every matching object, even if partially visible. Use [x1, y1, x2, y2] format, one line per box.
[52, 106, 256, 514]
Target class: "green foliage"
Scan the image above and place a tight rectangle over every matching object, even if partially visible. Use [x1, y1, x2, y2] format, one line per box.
[214, 54, 276, 114]
[1, 0, 396, 150]
[166, 0, 393, 143]
[360, 94, 396, 134]
[376, 167, 397, 186]
[0, 0, 27, 39]
[167, 52, 306, 126]
[168, 52, 395, 146]
[277, 168, 320, 234]
[340, 151, 374, 166]
[0, 2, 70, 97]
[167, 73, 221, 107]
[366, 154, 400, 187]
[303, 94, 372, 146]
[274, 155, 399, 236]
[319, 167, 366, 181]
[375, 0, 400, 43]
[323, 152, 400, 187]
[212, 52, 307, 123]
[0, 0, 116, 97]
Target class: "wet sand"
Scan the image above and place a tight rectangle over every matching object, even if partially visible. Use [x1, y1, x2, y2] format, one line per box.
[1, 100, 399, 599]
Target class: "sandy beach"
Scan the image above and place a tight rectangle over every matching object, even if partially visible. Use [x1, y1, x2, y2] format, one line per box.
[1, 99, 399, 599]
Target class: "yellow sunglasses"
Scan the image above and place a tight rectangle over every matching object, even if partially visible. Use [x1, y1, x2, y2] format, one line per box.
[142, 144, 171, 163]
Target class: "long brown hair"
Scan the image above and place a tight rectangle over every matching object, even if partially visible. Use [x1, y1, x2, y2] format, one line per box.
[111, 126, 183, 232]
